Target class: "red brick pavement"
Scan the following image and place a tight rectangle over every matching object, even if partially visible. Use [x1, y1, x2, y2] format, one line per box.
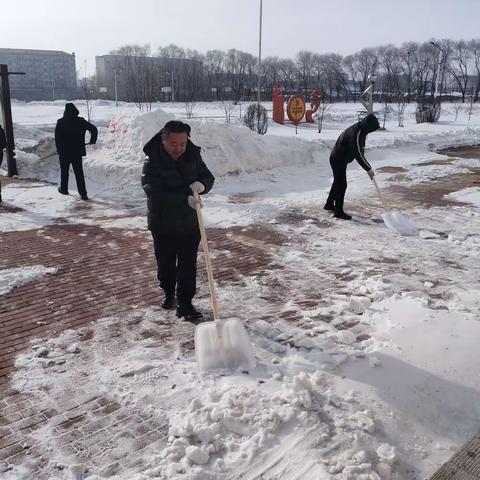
[0, 187, 287, 470]
[0, 179, 363, 473]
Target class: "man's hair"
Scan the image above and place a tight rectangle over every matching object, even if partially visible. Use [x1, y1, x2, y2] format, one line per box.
[161, 120, 191, 140]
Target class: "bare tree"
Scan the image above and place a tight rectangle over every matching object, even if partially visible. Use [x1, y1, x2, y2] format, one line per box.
[205, 50, 226, 100]
[295, 50, 315, 97]
[184, 101, 196, 119]
[220, 101, 236, 124]
[470, 39, 480, 102]
[447, 40, 471, 102]
[395, 92, 406, 127]
[314, 94, 332, 133]
[224, 49, 256, 103]
[110, 44, 152, 109]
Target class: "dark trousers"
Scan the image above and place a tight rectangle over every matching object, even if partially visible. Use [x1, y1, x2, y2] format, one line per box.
[151, 230, 201, 305]
[59, 155, 87, 196]
[326, 156, 348, 212]
[0, 151, 3, 201]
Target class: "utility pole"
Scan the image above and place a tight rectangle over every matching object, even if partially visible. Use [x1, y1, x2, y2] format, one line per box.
[257, 0, 263, 110]
[0, 64, 25, 176]
[114, 70, 118, 107]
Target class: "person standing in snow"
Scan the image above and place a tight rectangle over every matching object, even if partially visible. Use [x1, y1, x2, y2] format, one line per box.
[142, 120, 215, 322]
[55, 103, 97, 200]
[0, 124, 6, 203]
[324, 113, 380, 220]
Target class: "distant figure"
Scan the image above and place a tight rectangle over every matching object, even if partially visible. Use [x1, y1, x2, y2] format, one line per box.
[142, 121, 215, 322]
[55, 103, 97, 200]
[325, 113, 380, 220]
[0, 125, 6, 204]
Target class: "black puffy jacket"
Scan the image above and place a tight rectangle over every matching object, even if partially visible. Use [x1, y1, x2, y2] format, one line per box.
[55, 103, 97, 157]
[141, 132, 215, 235]
[330, 114, 380, 171]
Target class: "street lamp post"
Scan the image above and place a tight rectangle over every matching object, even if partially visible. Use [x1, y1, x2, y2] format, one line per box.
[114, 70, 118, 107]
[166, 71, 174, 102]
[257, 0, 263, 111]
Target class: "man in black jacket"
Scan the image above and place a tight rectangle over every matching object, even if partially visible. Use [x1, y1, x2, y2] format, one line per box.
[142, 121, 215, 322]
[55, 103, 97, 200]
[0, 125, 6, 203]
[325, 113, 380, 220]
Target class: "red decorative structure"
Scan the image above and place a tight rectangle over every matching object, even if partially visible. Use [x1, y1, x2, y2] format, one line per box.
[272, 86, 285, 124]
[305, 90, 321, 123]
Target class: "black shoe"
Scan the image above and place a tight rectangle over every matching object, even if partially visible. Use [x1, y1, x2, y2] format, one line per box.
[324, 203, 335, 211]
[58, 187, 69, 195]
[161, 293, 176, 310]
[80, 194, 89, 201]
[176, 303, 203, 322]
[334, 211, 352, 220]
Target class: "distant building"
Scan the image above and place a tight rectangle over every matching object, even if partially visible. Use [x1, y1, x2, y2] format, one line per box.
[0, 48, 77, 101]
[95, 54, 204, 102]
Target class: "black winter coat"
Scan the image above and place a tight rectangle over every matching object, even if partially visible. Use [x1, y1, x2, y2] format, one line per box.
[141, 132, 215, 236]
[330, 114, 380, 171]
[55, 103, 97, 158]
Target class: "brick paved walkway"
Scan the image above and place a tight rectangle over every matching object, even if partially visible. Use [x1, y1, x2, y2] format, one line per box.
[0, 178, 304, 474]
[2, 172, 479, 478]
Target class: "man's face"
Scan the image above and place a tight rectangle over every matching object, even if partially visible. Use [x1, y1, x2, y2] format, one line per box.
[162, 132, 188, 160]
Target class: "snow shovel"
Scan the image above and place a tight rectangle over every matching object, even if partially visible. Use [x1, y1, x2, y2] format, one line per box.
[372, 177, 417, 236]
[193, 191, 256, 372]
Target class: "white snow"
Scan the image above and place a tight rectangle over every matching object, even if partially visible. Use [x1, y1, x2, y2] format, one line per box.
[0, 266, 57, 295]
[2, 99, 480, 480]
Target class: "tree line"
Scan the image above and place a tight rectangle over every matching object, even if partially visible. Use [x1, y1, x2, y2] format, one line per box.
[98, 39, 480, 105]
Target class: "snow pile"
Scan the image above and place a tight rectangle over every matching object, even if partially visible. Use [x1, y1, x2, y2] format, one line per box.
[0, 265, 57, 295]
[445, 186, 480, 207]
[10, 313, 396, 480]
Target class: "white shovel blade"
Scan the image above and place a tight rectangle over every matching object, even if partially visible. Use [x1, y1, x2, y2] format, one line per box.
[382, 211, 417, 236]
[195, 318, 256, 372]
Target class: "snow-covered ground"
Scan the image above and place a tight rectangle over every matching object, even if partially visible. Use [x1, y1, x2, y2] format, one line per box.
[1, 100, 480, 479]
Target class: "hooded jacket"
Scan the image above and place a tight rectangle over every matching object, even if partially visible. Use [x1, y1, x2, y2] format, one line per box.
[141, 131, 215, 235]
[55, 103, 98, 157]
[330, 114, 380, 171]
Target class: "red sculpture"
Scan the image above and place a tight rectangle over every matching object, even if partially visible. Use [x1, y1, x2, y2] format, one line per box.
[306, 90, 321, 123]
[272, 86, 285, 124]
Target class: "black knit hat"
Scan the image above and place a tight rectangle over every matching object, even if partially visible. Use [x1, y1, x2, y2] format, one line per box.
[162, 120, 191, 136]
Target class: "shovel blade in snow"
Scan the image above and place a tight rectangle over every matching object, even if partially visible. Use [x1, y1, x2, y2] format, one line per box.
[382, 211, 417, 236]
[195, 318, 256, 372]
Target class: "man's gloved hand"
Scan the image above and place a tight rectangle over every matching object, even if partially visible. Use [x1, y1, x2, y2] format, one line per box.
[367, 169, 375, 180]
[188, 195, 202, 209]
[189, 181, 205, 194]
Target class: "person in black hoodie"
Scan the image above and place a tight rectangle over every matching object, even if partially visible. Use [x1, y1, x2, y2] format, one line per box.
[325, 113, 380, 220]
[0, 125, 6, 203]
[142, 120, 215, 322]
[55, 103, 97, 200]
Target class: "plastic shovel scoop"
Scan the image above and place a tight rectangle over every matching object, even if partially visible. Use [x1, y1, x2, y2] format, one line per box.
[192, 192, 256, 372]
[372, 177, 417, 236]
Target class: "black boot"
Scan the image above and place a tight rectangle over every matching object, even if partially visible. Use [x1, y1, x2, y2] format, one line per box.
[324, 202, 335, 211]
[334, 210, 352, 220]
[176, 302, 203, 322]
[58, 187, 69, 195]
[161, 292, 176, 310]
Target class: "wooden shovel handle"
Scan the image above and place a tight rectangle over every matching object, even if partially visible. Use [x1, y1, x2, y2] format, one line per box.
[372, 177, 390, 211]
[194, 191, 220, 321]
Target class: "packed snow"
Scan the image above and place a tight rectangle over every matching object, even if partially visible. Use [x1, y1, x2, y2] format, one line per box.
[1, 99, 480, 479]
